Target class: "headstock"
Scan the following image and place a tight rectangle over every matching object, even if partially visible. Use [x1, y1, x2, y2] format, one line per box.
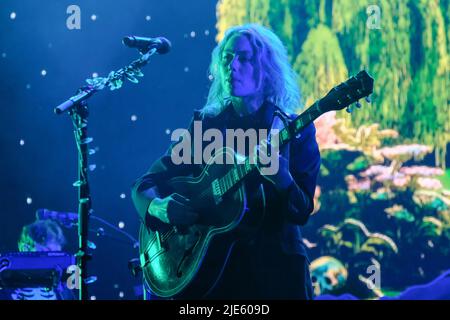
[319, 70, 374, 113]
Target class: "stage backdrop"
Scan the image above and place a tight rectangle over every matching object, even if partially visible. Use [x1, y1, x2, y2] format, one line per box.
[216, 0, 449, 298]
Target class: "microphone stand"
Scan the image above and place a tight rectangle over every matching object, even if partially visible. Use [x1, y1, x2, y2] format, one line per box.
[54, 48, 158, 300]
[71, 101, 91, 301]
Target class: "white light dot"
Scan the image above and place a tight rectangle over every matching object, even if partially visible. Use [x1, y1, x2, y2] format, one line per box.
[1, 53, 6, 58]
[90, 296, 96, 300]
[118, 221, 125, 229]
[119, 291, 124, 298]
[10, 12, 16, 20]
[41, 69, 47, 76]
[26, 197, 32, 205]
[145, 15, 151, 21]
[120, 193, 126, 199]
[26, 84, 31, 89]
[19, 139, 25, 146]
[92, 72, 98, 78]
[91, 14, 97, 21]
[131, 114, 138, 122]
[190, 31, 196, 38]
[165, 129, 171, 135]
[208, 75, 214, 81]
[204, 30, 210, 36]
[184, 67, 189, 72]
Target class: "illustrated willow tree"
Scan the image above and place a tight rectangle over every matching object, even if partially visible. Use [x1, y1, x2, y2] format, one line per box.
[216, 0, 449, 168]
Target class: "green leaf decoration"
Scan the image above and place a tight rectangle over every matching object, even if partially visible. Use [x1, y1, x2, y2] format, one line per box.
[125, 72, 139, 84]
[346, 155, 370, 172]
[385, 205, 415, 222]
[420, 216, 443, 237]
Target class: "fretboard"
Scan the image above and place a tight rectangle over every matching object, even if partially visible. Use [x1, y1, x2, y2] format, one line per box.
[213, 100, 324, 197]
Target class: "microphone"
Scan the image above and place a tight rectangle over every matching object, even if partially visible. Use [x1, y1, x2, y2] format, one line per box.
[122, 36, 171, 54]
[36, 209, 78, 227]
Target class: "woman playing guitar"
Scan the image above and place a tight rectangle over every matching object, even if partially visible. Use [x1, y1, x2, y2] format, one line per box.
[132, 23, 321, 299]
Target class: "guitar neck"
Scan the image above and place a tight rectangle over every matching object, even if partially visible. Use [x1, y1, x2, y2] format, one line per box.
[212, 69, 374, 202]
[278, 100, 323, 149]
[213, 99, 324, 196]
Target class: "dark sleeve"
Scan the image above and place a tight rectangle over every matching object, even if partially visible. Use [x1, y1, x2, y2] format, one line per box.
[281, 122, 321, 225]
[131, 114, 200, 224]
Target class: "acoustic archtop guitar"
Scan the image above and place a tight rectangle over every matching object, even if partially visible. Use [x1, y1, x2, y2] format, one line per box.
[138, 70, 374, 298]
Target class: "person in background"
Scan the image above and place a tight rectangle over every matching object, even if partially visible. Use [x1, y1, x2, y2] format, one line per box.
[18, 219, 66, 252]
[7, 219, 74, 300]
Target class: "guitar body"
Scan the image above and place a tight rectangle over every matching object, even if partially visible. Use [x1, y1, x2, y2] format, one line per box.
[139, 147, 253, 298]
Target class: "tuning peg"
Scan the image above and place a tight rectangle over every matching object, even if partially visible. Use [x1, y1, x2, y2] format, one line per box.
[346, 106, 353, 113]
[365, 95, 372, 103]
[355, 101, 362, 108]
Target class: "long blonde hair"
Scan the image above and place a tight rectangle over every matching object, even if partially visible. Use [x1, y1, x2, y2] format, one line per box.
[202, 23, 301, 116]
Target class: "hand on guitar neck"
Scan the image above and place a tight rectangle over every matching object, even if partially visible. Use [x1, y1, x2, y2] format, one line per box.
[148, 193, 199, 226]
[254, 140, 295, 192]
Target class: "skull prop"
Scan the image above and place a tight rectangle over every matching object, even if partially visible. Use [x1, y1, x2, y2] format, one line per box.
[310, 256, 348, 296]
